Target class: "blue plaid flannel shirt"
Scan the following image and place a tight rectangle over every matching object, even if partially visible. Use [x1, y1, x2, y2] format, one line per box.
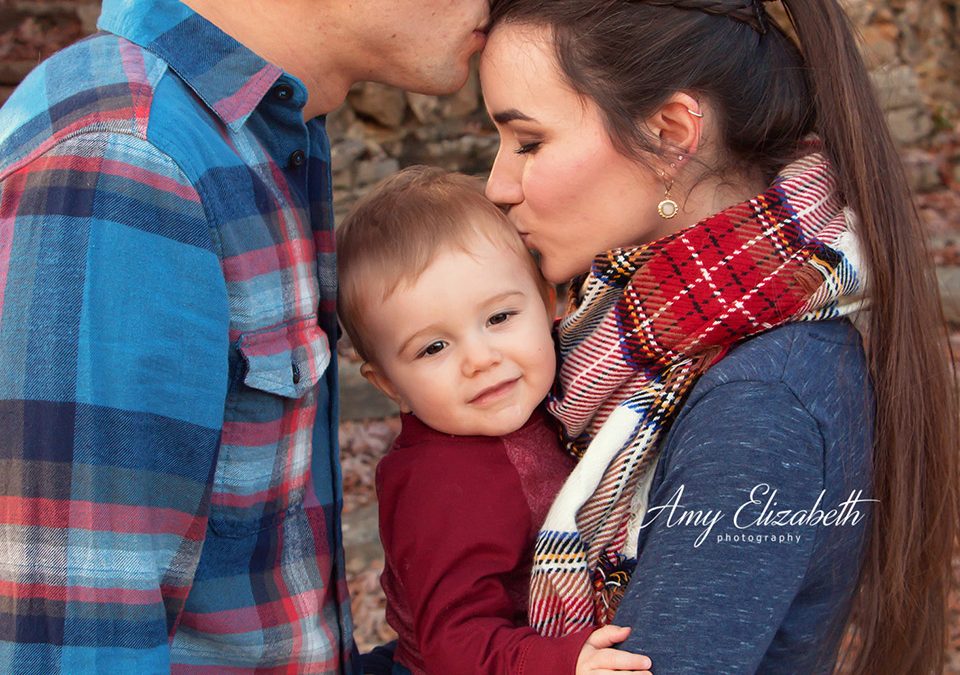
[0, 0, 356, 671]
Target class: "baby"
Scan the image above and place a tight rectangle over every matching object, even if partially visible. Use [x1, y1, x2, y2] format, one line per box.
[337, 166, 651, 675]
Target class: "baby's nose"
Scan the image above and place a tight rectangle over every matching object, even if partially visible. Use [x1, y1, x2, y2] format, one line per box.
[461, 340, 502, 376]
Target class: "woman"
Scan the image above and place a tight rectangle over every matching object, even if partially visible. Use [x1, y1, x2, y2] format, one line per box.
[480, 0, 958, 672]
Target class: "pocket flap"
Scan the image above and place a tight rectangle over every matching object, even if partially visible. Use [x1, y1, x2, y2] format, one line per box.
[237, 319, 331, 398]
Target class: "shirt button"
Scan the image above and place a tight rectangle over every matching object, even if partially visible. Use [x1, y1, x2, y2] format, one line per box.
[288, 150, 306, 169]
[291, 362, 302, 384]
[274, 84, 294, 101]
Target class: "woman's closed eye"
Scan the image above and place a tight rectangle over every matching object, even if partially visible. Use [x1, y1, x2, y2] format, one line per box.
[515, 141, 541, 155]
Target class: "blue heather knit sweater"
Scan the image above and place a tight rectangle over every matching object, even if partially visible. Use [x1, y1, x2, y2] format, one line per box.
[614, 319, 873, 674]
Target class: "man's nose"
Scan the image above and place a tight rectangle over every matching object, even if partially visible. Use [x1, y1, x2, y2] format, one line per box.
[484, 146, 523, 208]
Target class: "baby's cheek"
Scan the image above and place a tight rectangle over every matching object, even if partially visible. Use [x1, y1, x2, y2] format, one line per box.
[530, 350, 556, 397]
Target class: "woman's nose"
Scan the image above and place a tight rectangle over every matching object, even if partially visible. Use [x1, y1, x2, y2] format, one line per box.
[485, 146, 523, 208]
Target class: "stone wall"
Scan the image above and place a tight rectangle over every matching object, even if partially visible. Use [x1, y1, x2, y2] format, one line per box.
[327, 69, 495, 222]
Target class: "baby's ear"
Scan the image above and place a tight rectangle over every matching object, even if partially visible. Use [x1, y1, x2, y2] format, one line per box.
[360, 362, 410, 413]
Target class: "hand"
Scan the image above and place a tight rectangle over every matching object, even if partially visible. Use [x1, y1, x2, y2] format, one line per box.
[575, 625, 652, 675]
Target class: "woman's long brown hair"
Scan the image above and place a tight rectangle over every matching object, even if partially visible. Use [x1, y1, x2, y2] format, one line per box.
[488, 0, 960, 671]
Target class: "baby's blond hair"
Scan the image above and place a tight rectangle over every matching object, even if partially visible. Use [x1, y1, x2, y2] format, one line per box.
[337, 166, 551, 363]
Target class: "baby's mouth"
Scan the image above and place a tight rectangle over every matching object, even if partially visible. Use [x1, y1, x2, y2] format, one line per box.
[469, 377, 520, 406]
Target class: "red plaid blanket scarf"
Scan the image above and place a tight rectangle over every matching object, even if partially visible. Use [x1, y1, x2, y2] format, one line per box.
[529, 150, 867, 636]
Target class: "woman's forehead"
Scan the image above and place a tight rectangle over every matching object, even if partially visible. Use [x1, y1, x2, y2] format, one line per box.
[480, 23, 583, 114]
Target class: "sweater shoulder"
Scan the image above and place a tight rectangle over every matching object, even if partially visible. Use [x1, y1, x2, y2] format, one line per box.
[665, 318, 873, 487]
[376, 431, 511, 493]
[687, 319, 870, 411]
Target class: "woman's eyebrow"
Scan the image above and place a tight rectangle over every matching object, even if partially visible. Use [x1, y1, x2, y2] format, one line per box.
[492, 109, 537, 124]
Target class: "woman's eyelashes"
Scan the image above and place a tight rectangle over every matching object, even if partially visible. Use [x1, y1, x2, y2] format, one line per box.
[515, 141, 542, 155]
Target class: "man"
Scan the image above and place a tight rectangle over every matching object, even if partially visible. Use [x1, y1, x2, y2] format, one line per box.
[0, 0, 489, 671]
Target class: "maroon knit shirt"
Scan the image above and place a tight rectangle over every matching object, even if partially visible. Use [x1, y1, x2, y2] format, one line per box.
[375, 407, 591, 675]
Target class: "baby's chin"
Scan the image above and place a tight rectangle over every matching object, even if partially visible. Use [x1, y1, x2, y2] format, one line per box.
[423, 403, 539, 438]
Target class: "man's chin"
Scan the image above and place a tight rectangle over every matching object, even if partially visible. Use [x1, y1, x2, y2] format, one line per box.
[409, 63, 472, 97]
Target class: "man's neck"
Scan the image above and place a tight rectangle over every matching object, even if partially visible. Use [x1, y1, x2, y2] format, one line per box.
[180, 0, 354, 119]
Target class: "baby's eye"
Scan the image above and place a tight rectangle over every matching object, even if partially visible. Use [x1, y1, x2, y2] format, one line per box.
[420, 341, 446, 357]
[488, 311, 515, 326]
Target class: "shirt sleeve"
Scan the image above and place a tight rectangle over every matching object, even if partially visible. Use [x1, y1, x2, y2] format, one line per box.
[377, 440, 591, 675]
[612, 380, 825, 674]
[0, 131, 229, 670]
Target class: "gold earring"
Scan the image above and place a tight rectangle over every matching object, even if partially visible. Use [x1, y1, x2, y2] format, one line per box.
[658, 184, 678, 219]
[656, 169, 678, 219]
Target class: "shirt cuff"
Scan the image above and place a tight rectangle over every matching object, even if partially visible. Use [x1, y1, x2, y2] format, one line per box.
[518, 626, 593, 675]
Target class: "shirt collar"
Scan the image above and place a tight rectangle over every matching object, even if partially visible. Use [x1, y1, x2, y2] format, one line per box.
[98, 0, 284, 130]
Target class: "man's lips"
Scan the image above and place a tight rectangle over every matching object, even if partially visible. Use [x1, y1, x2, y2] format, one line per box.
[469, 377, 520, 406]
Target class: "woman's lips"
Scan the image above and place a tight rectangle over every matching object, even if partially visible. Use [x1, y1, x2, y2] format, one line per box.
[469, 378, 520, 406]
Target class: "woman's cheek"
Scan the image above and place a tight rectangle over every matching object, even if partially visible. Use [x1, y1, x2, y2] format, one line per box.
[525, 149, 566, 204]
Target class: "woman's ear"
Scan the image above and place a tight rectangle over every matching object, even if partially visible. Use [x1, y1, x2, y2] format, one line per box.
[360, 362, 411, 413]
[646, 92, 702, 160]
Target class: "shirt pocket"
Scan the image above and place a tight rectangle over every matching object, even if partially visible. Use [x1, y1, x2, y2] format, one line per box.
[208, 317, 331, 538]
